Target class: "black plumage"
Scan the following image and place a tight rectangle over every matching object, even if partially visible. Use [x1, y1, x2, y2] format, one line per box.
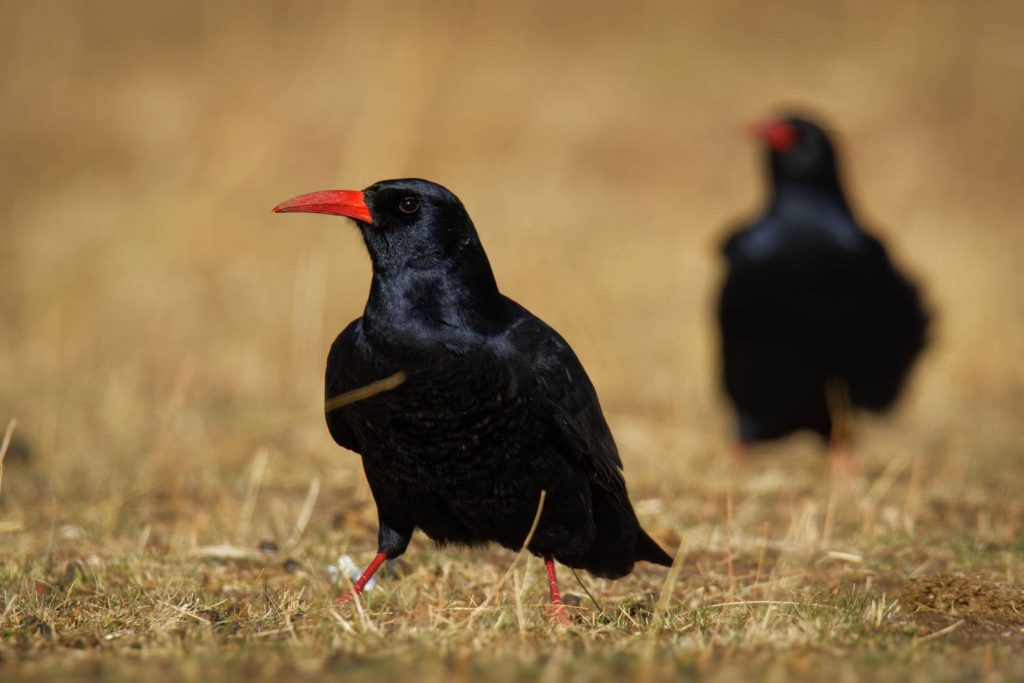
[718, 116, 930, 446]
[274, 179, 670, 612]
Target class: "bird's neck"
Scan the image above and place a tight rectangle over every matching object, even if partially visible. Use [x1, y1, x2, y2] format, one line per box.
[769, 172, 851, 216]
[362, 254, 504, 348]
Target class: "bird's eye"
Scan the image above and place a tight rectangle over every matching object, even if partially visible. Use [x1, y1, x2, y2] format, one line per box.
[398, 196, 420, 214]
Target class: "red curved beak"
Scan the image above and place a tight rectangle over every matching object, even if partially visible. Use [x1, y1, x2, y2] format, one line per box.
[272, 190, 373, 224]
[750, 120, 798, 153]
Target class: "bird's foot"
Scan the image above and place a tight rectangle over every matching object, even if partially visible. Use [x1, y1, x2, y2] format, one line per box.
[334, 551, 387, 606]
[543, 555, 571, 626]
[546, 600, 571, 627]
[334, 587, 363, 605]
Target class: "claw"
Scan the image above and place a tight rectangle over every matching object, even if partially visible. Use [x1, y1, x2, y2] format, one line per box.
[546, 601, 571, 626]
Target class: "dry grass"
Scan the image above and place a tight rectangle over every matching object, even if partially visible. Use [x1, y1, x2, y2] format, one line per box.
[2, 1, 1024, 680]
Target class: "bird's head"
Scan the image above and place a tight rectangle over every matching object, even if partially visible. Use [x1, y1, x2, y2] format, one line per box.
[274, 178, 486, 277]
[751, 115, 839, 187]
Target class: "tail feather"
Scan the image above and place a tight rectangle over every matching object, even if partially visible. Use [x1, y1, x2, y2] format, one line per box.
[560, 485, 673, 578]
[635, 526, 673, 567]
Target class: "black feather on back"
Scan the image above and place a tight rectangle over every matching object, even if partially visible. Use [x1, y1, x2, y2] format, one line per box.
[504, 309, 626, 500]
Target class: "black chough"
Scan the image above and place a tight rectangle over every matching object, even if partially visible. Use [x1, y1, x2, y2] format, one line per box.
[718, 116, 930, 467]
[274, 179, 671, 619]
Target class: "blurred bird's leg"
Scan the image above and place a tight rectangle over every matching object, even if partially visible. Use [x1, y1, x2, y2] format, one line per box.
[829, 443, 862, 481]
[825, 378, 862, 480]
[335, 552, 387, 604]
[544, 555, 571, 626]
[730, 440, 752, 471]
[730, 412, 757, 471]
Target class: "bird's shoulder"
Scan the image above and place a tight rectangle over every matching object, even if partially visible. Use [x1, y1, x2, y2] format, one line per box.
[326, 317, 408, 390]
[326, 318, 365, 381]
[324, 318, 374, 452]
[850, 227, 897, 270]
[720, 217, 765, 263]
[724, 205, 880, 267]
[495, 299, 627, 497]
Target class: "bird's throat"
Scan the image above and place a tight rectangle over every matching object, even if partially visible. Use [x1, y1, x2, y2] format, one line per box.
[363, 264, 503, 348]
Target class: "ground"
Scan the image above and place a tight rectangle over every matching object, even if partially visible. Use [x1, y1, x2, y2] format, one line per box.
[2, 1, 1024, 681]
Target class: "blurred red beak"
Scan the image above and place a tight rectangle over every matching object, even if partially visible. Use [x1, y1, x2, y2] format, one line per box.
[751, 120, 798, 153]
[272, 190, 373, 224]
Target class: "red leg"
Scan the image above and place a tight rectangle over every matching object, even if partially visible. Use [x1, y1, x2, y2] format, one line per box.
[828, 417, 861, 482]
[544, 555, 570, 625]
[335, 552, 387, 604]
[826, 378, 860, 480]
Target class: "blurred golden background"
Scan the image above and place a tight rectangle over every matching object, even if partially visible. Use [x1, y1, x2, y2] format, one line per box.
[4, 2, 1024, 678]
[1, 0, 1023, 553]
